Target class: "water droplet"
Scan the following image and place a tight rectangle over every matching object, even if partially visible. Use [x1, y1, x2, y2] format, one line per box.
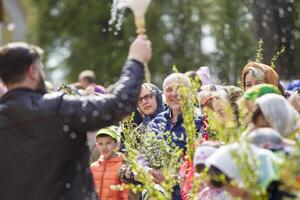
[178, 13, 185, 20]
[65, 182, 71, 189]
[114, 32, 118, 36]
[70, 132, 77, 139]
[102, 28, 107, 32]
[70, 108, 76, 114]
[81, 106, 87, 111]
[63, 125, 70, 132]
[262, 14, 268, 21]
[92, 110, 99, 117]
[108, 27, 112, 32]
[288, 7, 292, 12]
[117, 102, 124, 108]
[121, 93, 128, 100]
[81, 116, 87, 123]
[262, 22, 267, 28]
[224, 29, 230, 36]
[129, 37, 134, 42]
[279, 8, 285, 18]
[281, 37, 287, 43]
[273, 33, 279, 40]
[125, 106, 131, 112]
[104, 113, 112, 120]
[118, 40, 125, 47]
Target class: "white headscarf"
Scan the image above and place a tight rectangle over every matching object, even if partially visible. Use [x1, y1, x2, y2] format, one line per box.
[206, 143, 282, 190]
[256, 94, 300, 136]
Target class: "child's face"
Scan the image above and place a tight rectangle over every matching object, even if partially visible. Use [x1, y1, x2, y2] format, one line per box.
[96, 136, 118, 160]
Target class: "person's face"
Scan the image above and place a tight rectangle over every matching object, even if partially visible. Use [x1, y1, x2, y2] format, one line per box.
[291, 93, 300, 114]
[79, 78, 90, 90]
[212, 98, 232, 124]
[96, 136, 118, 160]
[253, 113, 270, 128]
[138, 87, 157, 116]
[164, 82, 181, 113]
[244, 73, 264, 91]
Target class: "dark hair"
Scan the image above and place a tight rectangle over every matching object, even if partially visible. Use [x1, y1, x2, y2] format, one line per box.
[0, 42, 44, 85]
[252, 105, 264, 125]
[208, 165, 231, 188]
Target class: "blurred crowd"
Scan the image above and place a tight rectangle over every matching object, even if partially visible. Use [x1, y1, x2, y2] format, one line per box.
[0, 39, 300, 200]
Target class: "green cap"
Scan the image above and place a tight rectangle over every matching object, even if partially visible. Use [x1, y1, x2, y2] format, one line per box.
[96, 126, 120, 142]
[243, 84, 280, 101]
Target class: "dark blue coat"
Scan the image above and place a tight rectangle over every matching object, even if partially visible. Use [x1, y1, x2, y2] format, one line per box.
[148, 108, 203, 152]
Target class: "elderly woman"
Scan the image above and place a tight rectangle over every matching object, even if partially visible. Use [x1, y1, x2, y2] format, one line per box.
[148, 73, 204, 152]
[252, 94, 300, 137]
[133, 83, 166, 127]
[241, 62, 283, 93]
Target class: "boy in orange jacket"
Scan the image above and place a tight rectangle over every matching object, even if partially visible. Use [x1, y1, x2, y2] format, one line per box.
[90, 126, 128, 200]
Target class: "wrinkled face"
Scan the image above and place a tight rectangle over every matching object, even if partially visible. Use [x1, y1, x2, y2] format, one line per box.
[244, 73, 264, 91]
[164, 81, 181, 113]
[138, 87, 157, 116]
[96, 136, 118, 160]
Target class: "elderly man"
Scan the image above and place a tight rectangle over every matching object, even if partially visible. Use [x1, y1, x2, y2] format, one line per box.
[0, 35, 151, 200]
[148, 73, 204, 151]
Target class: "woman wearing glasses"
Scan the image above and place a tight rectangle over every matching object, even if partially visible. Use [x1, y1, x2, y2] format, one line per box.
[133, 83, 166, 127]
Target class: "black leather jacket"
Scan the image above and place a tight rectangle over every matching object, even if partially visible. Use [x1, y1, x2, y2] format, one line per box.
[0, 59, 144, 200]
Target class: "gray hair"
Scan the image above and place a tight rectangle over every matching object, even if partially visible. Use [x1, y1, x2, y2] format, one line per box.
[247, 67, 265, 81]
[162, 73, 191, 91]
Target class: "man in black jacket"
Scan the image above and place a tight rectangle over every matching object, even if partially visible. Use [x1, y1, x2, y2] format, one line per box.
[0, 35, 151, 200]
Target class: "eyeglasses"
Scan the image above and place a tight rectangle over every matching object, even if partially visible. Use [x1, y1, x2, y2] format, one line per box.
[138, 93, 154, 103]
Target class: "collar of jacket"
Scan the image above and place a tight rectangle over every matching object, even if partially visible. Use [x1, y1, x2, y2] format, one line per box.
[98, 153, 123, 163]
[0, 87, 44, 102]
[164, 108, 183, 124]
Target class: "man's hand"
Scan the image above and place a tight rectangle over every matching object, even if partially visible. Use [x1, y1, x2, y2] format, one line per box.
[128, 35, 152, 63]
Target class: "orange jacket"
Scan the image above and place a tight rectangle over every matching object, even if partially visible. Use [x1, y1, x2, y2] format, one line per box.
[90, 154, 128, 200]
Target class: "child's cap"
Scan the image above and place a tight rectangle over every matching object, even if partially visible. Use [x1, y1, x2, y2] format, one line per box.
[96, 126, 120, 142]
[193, 145, 218, 167]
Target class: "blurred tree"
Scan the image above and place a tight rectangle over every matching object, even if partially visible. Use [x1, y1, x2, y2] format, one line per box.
[250, 0, 297, 80]
[203, 0, 256, 84]
[31, 0, 300, 86]
[31, 0, 209, 86]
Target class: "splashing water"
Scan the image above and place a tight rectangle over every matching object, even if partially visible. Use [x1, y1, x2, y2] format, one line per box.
[109, 0, 151, 33]
[109, 0, 128, 33]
